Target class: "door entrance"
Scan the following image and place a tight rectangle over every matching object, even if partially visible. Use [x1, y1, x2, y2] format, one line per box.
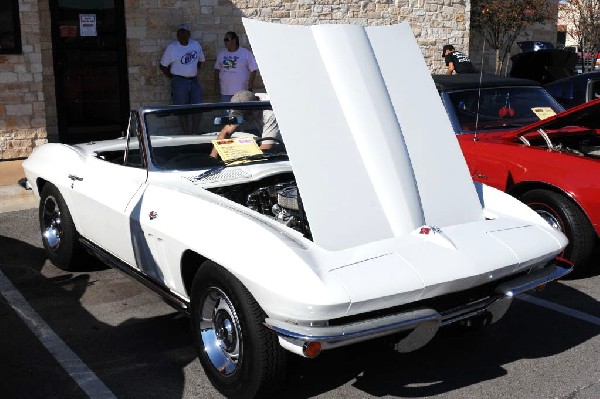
[49, 0, 129, 143]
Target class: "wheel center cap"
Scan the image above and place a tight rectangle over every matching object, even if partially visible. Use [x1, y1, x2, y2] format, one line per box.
[215, 310, 236, 351]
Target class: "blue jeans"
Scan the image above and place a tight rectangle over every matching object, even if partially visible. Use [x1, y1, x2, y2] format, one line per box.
[171, 76, 203, 105]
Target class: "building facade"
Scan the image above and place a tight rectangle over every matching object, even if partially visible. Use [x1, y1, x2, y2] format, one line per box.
[0, 0, 557, 160]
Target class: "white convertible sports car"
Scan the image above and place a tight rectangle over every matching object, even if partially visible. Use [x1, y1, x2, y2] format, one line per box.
[24, 19, 571, 398]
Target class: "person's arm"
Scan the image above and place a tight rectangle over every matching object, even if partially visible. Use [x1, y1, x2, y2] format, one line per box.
[259, 112, 279, 150]
[160, 46, 172, 78]
[248, 70, 257, 91]
[446, 62, 455, 75]
[210, 123, 238, 158]
[246, 50, 259, 91]
[197, 44, 205, 75]
[160, 64, 172, 78]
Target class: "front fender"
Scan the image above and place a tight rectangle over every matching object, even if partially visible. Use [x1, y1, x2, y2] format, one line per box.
[134, 184, 351, 322]
[23, 144, 86, 196]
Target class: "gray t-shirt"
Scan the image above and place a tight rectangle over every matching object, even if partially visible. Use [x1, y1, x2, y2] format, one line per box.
[233, 109, 282, 145]
[259, 110, 281, 145]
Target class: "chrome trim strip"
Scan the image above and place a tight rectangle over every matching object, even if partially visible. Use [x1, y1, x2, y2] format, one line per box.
[265, 308, 440, 348]
[495, 264, 571, 297]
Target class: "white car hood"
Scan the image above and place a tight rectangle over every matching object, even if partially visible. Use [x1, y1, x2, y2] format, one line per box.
[244, 19, 483, 251]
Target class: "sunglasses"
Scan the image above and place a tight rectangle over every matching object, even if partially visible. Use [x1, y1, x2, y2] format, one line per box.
[224, 37, 234, 42]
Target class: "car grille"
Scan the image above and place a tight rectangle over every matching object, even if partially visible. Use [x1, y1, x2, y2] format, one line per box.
[187, 169, 252, 183]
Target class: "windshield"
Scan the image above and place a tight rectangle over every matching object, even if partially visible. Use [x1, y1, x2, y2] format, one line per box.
[142, 102, 287, 171]
[445, 86, 564, 134]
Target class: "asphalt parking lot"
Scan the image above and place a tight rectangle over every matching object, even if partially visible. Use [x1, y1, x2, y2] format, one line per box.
[1, 205, 599, 399]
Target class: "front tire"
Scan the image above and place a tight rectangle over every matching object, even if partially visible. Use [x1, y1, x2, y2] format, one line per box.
[39, 183, 82, 271]
[520, 189, 595, 275]
[190, 261, 286, 398]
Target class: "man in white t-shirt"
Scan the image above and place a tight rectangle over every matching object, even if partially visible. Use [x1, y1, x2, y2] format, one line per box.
[160, 23, 206, 133]
[214, 32, 259, 102]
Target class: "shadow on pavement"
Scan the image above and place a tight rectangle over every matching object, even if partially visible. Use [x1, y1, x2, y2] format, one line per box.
[278, 280, 599, 398]
[0, 230, 199, 399]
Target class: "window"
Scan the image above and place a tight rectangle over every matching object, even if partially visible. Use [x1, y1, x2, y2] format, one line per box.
[0, 0, 22, 54]
[447, 87, 564, 134]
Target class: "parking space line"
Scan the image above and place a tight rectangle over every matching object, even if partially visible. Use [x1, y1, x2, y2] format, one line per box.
[519, 294, 600, 326]
[0, 269, 117, 399]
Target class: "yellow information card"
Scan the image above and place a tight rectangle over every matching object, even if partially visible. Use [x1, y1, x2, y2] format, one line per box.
[531, 107, 557, 120]
[212, 137, 263, 165]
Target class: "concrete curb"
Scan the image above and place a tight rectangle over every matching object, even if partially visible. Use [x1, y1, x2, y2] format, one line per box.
[0, 184, 37, 213]
[0, 160, 36, 213]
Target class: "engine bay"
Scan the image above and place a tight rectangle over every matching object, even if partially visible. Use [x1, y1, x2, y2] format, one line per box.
[522, 128, 600, 158]
[207, 173, 312, 239]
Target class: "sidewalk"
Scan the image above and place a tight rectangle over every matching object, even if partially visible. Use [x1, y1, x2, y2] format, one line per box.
[0, 160, 37, 213]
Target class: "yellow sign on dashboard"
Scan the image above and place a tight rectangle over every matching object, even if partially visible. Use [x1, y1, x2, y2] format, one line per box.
[212, 137, 263, 165]
[531, 107, 556, 120]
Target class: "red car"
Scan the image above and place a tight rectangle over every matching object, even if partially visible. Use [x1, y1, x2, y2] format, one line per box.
[435, 74, 600, 274]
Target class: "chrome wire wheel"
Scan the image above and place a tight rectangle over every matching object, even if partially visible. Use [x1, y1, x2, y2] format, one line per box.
[41, 195, 62, 251]
[200, 286, 242, 376]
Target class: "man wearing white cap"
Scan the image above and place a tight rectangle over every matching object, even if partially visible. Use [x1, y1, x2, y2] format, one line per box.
[160, 23, 206, 132]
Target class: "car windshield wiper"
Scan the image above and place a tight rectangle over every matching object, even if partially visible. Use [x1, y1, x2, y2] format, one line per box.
[223, 151, 288, 165]
[477, 123, 525, 130]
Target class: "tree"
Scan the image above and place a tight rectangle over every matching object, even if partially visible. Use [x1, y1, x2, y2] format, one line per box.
[560, 0, 600, 73]
[471, 0, 555, 74]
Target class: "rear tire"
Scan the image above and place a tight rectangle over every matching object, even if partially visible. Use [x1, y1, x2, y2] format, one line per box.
[520, 189, 595, 275]
[39, 183, 82, 271]
[190, 261, 286, 398]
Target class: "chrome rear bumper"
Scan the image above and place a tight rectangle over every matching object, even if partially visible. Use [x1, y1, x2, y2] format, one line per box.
[264, 262, 571, 355]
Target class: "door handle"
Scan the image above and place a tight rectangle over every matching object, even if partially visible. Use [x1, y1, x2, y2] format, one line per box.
[472, 171, 488, 179]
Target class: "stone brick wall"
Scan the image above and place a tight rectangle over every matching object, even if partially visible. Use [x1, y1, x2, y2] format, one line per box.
[125, 0, 472, 109]
[0, 0, 47, 160]
[0, 0, 559, 160]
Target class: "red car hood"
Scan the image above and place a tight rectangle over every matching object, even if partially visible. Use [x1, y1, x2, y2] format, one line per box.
[502, 97, 600, 140]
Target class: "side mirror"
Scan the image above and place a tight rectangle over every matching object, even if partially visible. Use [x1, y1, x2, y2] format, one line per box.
[214, 115, 244, 125]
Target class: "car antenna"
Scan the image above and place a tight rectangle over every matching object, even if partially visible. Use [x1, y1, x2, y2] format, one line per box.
[473, 39, 486, 142]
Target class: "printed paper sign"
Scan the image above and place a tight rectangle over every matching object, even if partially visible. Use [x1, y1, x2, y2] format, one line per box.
[212, 137, 263, 165]
[531, 107, 556, 120]
[80, 14, 97, 37]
